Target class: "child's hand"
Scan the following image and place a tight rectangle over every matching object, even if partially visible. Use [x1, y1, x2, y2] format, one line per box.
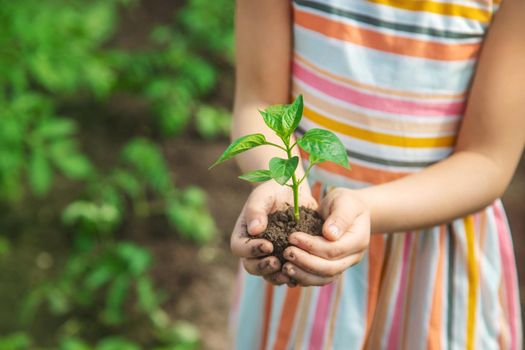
[282, 188, 370, 287]
[230, 181, 317, 286]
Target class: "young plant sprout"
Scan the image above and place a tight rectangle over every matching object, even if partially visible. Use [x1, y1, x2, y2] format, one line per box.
[211, 95, 350, 223]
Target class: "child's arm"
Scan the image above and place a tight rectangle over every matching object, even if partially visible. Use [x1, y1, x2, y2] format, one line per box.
[232, 0, 297, 173]
[229, 0, 313, 286]
[355, 0, 525, 233]
[283, 0, 525, 286]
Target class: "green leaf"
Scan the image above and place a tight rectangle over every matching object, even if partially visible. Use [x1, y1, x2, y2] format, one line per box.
[54, 153, 93, 180]
[210, 133, 266, 168]
[0, 332, 32, 350]
[114, 243, 152, 275]
[122, 138, 172, 192]
[136, 276, 159, 313]
[238, 170, 272, 183]
[269, 157, 299, 185]
[298, 129, 350, 168]
[111, 169, 141, 198]
[287, 94, 304, 135]
[166, 200, 216, 243]
[84, 264, 115, 291]
[195, 105, 230, 139]
[0, 237, 10, 259]
[181, 186, 207, 206]
[28, 149, 53, 196]
[96, 337, 140, 350]
[103, 275, 130, 325]
[34, 118, 77, 139]
[59, 336, 92, 350]
[259, 95, 303, 140]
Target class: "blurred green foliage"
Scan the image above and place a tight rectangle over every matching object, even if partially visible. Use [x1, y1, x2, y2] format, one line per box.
[0, 0, 233, 347]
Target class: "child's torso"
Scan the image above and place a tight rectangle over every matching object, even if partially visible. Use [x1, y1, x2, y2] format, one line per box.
[292, 0, 501, 186]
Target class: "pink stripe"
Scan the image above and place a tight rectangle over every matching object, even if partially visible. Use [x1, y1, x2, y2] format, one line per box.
[387, 233, 413, 350]
[493, 202, 519, 350]
[307, 283, 336, 350]
[293, 61, 464, 117]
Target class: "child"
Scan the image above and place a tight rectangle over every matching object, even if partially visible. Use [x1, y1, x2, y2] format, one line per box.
[229, 0, 524, 348]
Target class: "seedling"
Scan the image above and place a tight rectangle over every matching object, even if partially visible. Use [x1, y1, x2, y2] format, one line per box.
[210, 95, 350, 223]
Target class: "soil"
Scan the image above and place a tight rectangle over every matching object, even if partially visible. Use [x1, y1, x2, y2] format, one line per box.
[261, 206, 323, 264]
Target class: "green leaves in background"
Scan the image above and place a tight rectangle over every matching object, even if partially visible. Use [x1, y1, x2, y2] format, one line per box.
[210, 134, 267, 168]
[269, 156, 299, 185]
[259, 95, 303, 141]
[1, 0, 229, 347]
[121, 139, 172, 193]
[28, 148, 53, 197]
[59, 336, 141, 350]
[166, 187, 216, 244]
[195, 105, 231, 139]
[62, 201, 121, 235]
[298, 128, 350, 168]
[0, 332, 31, 350]
[0, 237, 10, 260]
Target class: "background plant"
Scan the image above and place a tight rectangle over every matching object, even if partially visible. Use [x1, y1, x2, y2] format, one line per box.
[211, 95, 350, 222]
[0, 0, 234, 347]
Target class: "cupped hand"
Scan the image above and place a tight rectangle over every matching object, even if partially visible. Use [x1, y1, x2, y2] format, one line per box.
[231, 180, 317, 286]
[282, 188, 371, 287]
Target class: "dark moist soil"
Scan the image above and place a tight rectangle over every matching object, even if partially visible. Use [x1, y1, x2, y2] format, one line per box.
[261, 206, 323, 264]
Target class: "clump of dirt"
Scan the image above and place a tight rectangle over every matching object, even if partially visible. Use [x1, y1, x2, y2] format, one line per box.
[261, 206, 323, 263]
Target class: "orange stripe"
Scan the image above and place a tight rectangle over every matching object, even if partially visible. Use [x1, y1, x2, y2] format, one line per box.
[464, 216, 479, 350]
[273, 287, 302, 350]
[324, 277, 345, 349]
[311, 181, 322, 202]
[368, 0, 491, 23]
[365, 237, 405, 349]
[365, 236, 386, 340]
[260, 283, 274, 350]
[401, 233, 419, 348]
[427, 226, 446, 350]
[294, 9, 481, 61]
[292, 288, 313, 350]
[294, 53, 466, 101]
[300, 148, 409, 185]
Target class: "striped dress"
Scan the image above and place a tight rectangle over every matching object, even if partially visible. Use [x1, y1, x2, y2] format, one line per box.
[230, 0, 523, 349]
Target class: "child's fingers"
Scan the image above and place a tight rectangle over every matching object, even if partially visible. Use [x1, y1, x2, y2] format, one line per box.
[231, 236, 273, 258]
[288, 227, 368, 260]
[242, 256, 281, 276]
[244, 190, 275, 236]
[282, 263, 339, 287]
[230, 214, 273, 258]
[263, 271, 291, 286]
[320, 190, 366, 241]
[282, 245, 360, 278]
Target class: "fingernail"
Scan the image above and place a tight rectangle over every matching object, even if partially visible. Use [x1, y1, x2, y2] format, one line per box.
[258, 260, 270, 272]
[328, 224, 340, 238]
[285, 251, 295, 261]
[286, 266, 295, 276]
[248, 219, 260, 232]
[260, 244, 272, 254]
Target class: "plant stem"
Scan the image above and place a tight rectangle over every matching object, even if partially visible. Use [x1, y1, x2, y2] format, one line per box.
[285, 143, 300, 223]
[264, 141, 288, 152]
[298, 162, 315, 186]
